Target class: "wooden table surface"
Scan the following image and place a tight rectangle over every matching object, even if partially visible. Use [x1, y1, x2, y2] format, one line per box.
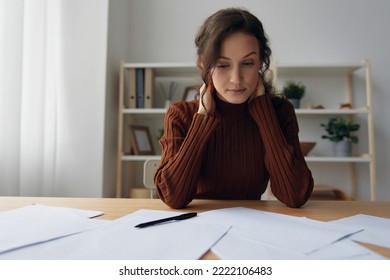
[1, 197, 389, 259]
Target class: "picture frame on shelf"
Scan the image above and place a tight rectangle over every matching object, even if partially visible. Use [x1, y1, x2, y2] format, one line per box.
[129, 125, 155, 155]
[182, 86, 199, 101]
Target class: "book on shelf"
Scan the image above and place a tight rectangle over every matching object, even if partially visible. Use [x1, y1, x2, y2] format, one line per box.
[136, 68, 145, 108]
[127, 68, 136, 108]
[144, 68, 153, 108]
[125, 67, 154, 109]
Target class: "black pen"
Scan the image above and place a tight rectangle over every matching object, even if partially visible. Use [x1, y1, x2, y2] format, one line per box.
[135, 212, 197, 228]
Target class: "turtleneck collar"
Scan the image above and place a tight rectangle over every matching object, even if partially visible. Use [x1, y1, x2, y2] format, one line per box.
[215, 95, 248, 116]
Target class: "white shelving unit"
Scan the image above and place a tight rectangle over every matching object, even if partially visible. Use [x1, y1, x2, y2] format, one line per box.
[116, 60, 376, 200]
[274, 60, 376, 200]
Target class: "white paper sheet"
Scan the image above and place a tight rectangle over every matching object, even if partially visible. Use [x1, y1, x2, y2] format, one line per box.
[0, 204, 105, 254]
[0, 203, 103, 218]
[212, 230, 386, 260]
[0, 209, 230, 260]
[198, 207, 362, 255]
[330, 214, 390, 248]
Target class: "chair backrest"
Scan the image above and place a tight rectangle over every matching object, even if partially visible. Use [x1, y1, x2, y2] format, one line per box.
[143, 159, 160, 198]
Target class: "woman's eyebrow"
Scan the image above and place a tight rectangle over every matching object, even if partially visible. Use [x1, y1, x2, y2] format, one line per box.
[217, 51, 258, 60]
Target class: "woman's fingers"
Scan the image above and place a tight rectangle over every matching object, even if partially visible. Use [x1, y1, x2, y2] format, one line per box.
[198, 83, 215, 115]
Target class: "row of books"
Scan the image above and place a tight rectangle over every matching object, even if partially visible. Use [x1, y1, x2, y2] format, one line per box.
[126, 68, 153, 108]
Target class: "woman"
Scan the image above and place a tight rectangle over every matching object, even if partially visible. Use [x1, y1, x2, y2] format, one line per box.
[154, 8, 313, 209]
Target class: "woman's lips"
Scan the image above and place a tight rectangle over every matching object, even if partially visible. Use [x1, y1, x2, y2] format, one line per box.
[228, 88, 246, 95]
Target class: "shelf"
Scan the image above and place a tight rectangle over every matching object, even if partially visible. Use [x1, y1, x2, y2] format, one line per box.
[276, 63, 364, 75]
[123, 108, 167, 114]
[123, 62, 196, 68]
[305, 156, 371, 163]
[123, 62, 198, 78]
[122, 107, 369, 116]
[120, 155, 371, 163]
[294, 108, 369, 115]
[122, 155, 162, 161]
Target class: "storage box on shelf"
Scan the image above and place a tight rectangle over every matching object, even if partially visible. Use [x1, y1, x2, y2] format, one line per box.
[116, 60, 376, 201]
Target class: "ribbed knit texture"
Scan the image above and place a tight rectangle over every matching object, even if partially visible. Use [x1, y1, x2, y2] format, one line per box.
[155, 94, 313, 209]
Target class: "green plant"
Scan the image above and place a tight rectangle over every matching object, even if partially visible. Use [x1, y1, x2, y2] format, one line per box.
[320, 117, 360, 143]
[282, 80, 306, 100]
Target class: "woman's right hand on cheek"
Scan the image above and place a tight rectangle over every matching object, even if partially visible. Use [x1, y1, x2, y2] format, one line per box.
[197, 83, 215, 115]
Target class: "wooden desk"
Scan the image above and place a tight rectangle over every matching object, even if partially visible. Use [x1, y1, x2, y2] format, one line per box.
[1, 197, 389, 259]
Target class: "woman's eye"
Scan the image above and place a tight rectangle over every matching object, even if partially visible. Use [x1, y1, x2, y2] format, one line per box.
[242, 61, 255, 67]
[216, 63, 229, 69]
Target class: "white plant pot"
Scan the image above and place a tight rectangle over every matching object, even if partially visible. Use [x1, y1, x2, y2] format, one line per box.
[288, 98, 300, 109]
[333, 140, 352, 157]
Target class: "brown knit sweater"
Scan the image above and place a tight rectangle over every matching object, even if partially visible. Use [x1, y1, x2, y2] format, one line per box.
[154, 94, 313, 209]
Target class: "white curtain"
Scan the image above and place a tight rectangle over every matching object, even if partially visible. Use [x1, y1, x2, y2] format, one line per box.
[0, 0, 61, 196]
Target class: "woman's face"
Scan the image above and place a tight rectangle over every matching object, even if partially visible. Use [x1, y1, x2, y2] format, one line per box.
[211, 32, 262, 104]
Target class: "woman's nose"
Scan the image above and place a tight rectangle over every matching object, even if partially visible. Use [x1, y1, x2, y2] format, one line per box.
[230, 67, 242, 85]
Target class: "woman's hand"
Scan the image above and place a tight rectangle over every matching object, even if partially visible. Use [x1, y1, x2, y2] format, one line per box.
[197, 83, 215, 115]
[249, 77, 266, 103]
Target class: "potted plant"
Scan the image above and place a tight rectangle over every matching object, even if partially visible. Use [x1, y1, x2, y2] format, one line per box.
[282, 80, 306, 108]
[320, 117, 360, 157]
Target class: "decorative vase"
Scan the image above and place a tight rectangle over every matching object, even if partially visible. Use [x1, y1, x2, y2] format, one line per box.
[333, 140, 352, 157]
[288, 98, 300, 109]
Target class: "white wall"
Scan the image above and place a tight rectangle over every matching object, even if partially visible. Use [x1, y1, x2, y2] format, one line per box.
[54, 0, 108, 197]
[118, 0, 390, 200]
[103, 0, 134, 197]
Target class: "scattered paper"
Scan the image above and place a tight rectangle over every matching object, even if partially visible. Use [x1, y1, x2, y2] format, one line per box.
[330, 214, 390, 249]
[197, 207, 362, 255]
[0, 209, 230, 260]
[1, 205, 387, 260]
[0, 204, 105, 254]
[212, 230, 385, 260]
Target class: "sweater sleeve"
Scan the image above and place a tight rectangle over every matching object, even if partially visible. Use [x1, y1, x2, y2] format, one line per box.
[248, 94, 314, 208]
[154, 102, 220, 209]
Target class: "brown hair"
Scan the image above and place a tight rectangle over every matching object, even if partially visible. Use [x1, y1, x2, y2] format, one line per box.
[195, 8, 274, 96]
